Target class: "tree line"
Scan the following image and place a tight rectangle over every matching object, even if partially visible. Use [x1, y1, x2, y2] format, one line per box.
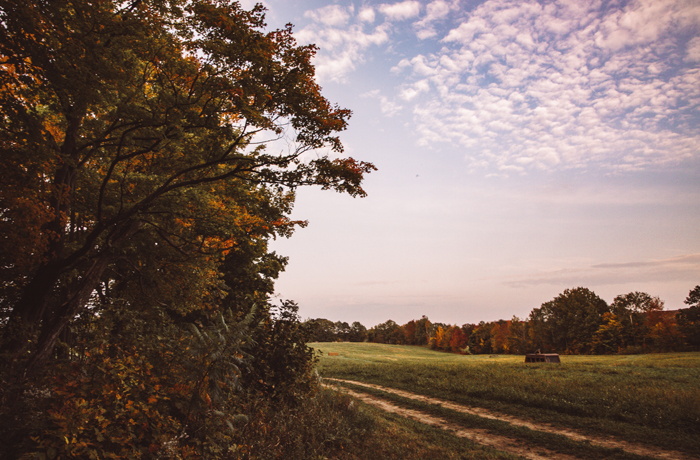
[305, 286, 700, 354]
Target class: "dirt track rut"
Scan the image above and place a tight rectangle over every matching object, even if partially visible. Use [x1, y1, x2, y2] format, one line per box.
[326, 378, 698, 460]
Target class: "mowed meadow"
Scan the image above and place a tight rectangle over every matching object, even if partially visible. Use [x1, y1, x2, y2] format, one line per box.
[312, 342, 700, 459]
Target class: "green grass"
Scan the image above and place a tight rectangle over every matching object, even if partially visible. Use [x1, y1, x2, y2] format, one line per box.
[338, 403, 522, 460]
[271, 386, 520, 460]
[312, 343, 700, 456]
[338, 381, 656, 460]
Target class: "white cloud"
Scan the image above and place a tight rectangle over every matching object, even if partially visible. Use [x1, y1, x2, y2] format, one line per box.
[362, 90, 403, 116]
[304, 4, 352, 26]
[416, 28, 437, 40]
[442, 18, 489, 43]
[358, 6, 376, 23]
[379, 1, 421, 21]
[296, 10, 390, 83]
[396, 0, 700, 172]
[413, 0, 453, 39]
[686, 36, 700, 62]
[425, 0, 452, 21]
[390, 58, 412, 74]
[594, 0, 699, 51]
[399, 79, 430, 101]
[380, 98, 403, 116]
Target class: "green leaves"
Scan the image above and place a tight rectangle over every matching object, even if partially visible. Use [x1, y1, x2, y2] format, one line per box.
[678, 286, 700, 349]
[1, 1, 371, 457]
[530, 287, 610, 354]
[0, 0, 373, 372]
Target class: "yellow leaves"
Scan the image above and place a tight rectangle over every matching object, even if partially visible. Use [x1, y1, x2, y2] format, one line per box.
[29, 348, 190, 457]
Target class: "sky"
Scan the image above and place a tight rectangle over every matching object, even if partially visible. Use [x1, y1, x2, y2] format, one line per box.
[246, 0, 700, 327]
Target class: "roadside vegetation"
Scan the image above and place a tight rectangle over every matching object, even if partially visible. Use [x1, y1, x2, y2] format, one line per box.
[314, 342, 700, 458]
[0, 1, 375, 458]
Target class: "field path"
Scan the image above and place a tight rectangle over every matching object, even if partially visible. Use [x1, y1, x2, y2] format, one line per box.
[336, 386, 578, 460]
[327, 378, 697, 460]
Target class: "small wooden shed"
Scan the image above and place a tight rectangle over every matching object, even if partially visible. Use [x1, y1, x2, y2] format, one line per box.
[525, 353, 561, 363]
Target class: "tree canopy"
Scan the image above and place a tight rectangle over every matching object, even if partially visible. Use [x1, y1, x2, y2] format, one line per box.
[0, 1, 375, 457]
[0, 0, 374, 372]
[677, 285, 700, 348]
[527, 287, 610, 354]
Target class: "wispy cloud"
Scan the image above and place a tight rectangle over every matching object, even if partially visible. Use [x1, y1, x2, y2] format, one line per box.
[413, 0, 458, 39]
[358, 6, 376, 23]
[297, 1, 424, 84]
[303, 4, 352, 26]
[379, 1, 422, 21]
[297, 0, 423, 84]
[296, 5, 390, 83]
[297, 0, 699, 172]
[361, 90, 403, 116]
[502, 254, 700, 288]
[686, 36, 700, 62]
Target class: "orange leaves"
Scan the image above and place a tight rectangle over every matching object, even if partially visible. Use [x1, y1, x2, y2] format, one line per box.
[29, 348, 186, 459]
[311, 157, 377, 197]
[174, 216, 194, 229]
[1, 1, 373, 457]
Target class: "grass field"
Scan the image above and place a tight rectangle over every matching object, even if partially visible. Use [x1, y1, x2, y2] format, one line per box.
[311, 342, 700, 458]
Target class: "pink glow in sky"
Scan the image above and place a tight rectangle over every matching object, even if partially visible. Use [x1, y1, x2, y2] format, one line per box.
[251, 0, 700, 327]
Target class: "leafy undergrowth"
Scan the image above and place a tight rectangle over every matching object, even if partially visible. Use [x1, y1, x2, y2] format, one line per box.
[0, 368, 510, 460]
[232, 387, 517, 460]
[229, 388, 373, 459]
[313, 343, 700, 456]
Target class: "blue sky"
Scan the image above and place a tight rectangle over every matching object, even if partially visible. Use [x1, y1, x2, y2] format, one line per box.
[251, 0, 700, 327]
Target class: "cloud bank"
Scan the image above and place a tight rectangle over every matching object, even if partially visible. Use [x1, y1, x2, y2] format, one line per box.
[399, 0, 700, 172]
[300, 0, 700, 173]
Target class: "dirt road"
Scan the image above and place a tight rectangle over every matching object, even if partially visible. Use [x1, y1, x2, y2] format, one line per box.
[326, 378, 697, 460]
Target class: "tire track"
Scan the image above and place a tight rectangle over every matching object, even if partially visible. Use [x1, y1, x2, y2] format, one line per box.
[326, 378, 698, 460]
[336, 386, 578, 460]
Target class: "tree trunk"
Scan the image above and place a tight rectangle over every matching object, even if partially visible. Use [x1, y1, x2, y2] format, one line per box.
[23, 253, 113, 377]
[1, 159, 78, 354]
[20, 219, 144, 377]
[1, 262, 63, 354]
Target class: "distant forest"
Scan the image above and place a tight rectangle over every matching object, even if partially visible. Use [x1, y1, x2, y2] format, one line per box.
[305, 286, 700, 355]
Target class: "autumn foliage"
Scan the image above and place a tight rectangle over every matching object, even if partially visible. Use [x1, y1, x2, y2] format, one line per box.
[309, 286, 700, 356]
[0, 1, 375, 458]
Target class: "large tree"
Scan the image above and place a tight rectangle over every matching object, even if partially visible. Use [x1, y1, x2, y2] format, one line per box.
[677, 285, 700, 349]
[0, 1, 376, 457]
[529, 287, 610, 354]
[607, 291, 664, 350]
[0, 0, 374, 374]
